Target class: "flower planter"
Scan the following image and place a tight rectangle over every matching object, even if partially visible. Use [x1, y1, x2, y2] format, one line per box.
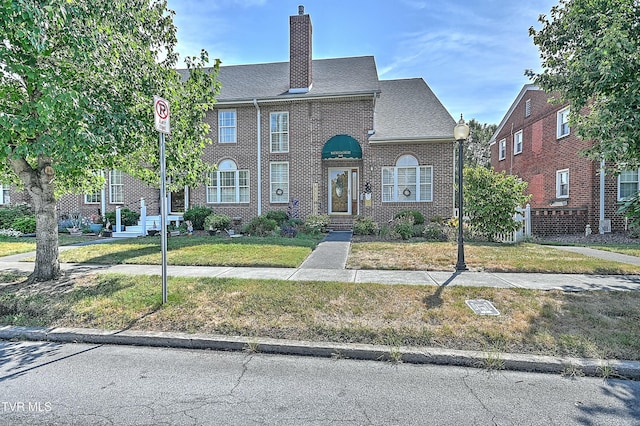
[147, 229, 160, 236]
[89, 223, 103, 233]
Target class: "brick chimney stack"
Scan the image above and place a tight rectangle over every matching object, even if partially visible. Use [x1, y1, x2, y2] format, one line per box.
[289, 5, 312, 93]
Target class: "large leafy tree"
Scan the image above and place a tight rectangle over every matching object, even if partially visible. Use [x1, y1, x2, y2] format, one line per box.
[0, 0, 219, 282]
[529, 0, 640, 169]
[465, 119, 497, 168]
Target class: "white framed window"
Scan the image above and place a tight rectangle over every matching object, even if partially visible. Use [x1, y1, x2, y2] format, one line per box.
[270, 162, 289, 203]
[218, 110, 237, 143]
[84, 191, 101, 204]
[618, 169, 639, 200]
[514, 130, 523, 155]
[109, 170, 124, 204]
[382, 155, 433, 202]
[206, 160, 250, 204]
[557, 107, 570, 138]
[499, 139, 506, 160]
[270, 112, 289, 153]
[556, 169, 569, 198]
[525, 99, 531, 117]
[0, 184, 9, 205]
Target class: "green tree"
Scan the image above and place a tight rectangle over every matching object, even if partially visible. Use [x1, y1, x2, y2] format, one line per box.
[463, 166, 531, 242]
[465, 119, 497, 168]
[0, 0, 219, 282]
[529, 0, 640, 169]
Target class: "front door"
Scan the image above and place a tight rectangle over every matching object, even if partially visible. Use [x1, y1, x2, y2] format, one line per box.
[328, 168, 358, 215]
[170, 188, 185, 213]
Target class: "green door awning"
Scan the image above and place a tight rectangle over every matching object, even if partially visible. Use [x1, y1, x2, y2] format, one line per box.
[322, 135, 362, 159]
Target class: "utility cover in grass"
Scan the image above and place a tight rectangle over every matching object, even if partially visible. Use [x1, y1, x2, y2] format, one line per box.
[465, 299, 500, 316]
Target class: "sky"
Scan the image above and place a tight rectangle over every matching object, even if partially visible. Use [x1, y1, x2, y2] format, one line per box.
[167, 0, 559, 125]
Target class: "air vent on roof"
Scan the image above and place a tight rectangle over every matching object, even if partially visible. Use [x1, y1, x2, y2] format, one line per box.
[298, 5, 304, 15]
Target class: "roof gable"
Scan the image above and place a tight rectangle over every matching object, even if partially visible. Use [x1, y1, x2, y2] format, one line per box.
[370, 78, 455, 142]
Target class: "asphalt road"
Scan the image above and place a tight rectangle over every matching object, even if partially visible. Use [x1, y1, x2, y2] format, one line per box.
[1, 341, 639, 425]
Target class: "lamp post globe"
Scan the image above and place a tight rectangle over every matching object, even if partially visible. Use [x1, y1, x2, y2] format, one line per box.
[455, 114, 469, 271]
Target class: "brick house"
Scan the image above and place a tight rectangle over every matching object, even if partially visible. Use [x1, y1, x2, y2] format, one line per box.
[490, 84, 631, 236]
[3, 7, 457, 230]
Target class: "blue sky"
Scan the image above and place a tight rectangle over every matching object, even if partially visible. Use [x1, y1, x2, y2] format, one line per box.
[168, 0, 558, 125]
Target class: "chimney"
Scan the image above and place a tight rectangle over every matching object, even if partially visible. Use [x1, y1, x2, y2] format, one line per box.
[289, 5, 312, 93]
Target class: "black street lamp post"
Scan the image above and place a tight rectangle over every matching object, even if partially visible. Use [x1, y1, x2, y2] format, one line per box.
[454, 114, 470, 271]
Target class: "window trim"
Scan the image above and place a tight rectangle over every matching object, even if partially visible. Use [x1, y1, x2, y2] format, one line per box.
[556, 169, 569, 199]
[618, 168, 640, 201]
[269, 161, 289, 203]
[206, 160, 250, 204]
[270, 111, 289, 153]
[218, 109, 237, 144]
[381, 156, 433, 203]
[513, 130, 523, 155]
[0, 184, 9, 205]
[109, 170, 124, 204]
[498, 139, 506, 161]
[557, 107, 570, 139]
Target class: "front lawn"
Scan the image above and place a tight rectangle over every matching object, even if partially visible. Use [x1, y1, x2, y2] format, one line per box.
[1, 273, 639, 362]
[347, 241, 640, 274]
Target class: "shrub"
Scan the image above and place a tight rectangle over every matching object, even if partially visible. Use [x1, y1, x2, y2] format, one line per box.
[463, 166, 531, 241]
[353, 216, 379, 236]
[0, 204, 33, 229]
[394, 210, 424, 225]
[422, 223, 451, 242]
[204, 213, 231, 232]
[280, 225, 298, 238]
[184, 205, 213, 230]
[303, 215, 330, 235]
[393, 214, 415, 240]
[105, 208, 140, 227]
[11, 216, 36, 234]
[242, 215, 278, 237]
[265, 210, 288, 226]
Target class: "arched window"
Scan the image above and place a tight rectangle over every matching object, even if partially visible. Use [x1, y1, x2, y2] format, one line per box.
[206, 159, 249, 204]
[382, 155, 433, 202]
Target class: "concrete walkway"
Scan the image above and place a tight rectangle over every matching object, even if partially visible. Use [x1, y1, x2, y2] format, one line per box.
[299, 231, 352, 269]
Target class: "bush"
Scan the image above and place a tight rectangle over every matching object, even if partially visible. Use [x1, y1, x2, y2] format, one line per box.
[394, 210, 424, 225]
[184, 205, 213, 230]
[105, 208, 140, 227]
[11, 216, 36, 234]
[353, 216, 379, 236]
[242, 215, 278, 237]
[280, 225, 298, 238]
[265, 210, 288, 226]
[393, 214, 415, 240]
[422, 223, 451, 242]
[303, 215, 330, 235]
[204, 213, 231, 232]
[0, 204, 33, 229]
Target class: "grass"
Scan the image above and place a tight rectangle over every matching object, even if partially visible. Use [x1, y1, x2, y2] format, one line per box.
[347, 241, 640, 274]
[57, 235, 322, 268]
[1, 273, 639, 360]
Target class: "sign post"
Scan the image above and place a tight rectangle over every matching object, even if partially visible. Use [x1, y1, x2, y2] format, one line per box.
[154, 96, 170, 304]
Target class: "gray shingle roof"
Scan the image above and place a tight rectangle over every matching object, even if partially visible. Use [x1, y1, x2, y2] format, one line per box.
[213, 56, 380, 102]
[370, 78, 455, 142]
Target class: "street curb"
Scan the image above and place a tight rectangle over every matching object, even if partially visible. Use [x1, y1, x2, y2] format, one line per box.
[2, 325, 639, 380]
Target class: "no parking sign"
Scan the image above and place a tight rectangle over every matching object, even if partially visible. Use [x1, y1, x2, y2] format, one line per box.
[154, 96, 170, 134]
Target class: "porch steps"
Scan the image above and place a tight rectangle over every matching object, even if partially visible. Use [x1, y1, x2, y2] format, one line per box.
[112, 214, 184, 238]
[328, 216, 354, 231]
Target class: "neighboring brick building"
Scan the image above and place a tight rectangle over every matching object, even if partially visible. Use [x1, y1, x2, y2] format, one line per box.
[3, 6, 457, 229]
[490, 84, 631, 236]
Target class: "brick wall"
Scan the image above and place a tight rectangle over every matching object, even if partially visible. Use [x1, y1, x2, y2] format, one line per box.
[191, 96, 454, 226]
[530, 208, 589, 236]
[491, 87, 629, 233]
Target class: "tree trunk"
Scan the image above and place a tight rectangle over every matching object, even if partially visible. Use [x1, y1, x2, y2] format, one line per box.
[11, 156, 61, 282]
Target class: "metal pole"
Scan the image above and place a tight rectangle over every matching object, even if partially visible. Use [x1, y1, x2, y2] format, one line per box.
[456, 137, 467, 271]
[160, 132, 168, 304]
